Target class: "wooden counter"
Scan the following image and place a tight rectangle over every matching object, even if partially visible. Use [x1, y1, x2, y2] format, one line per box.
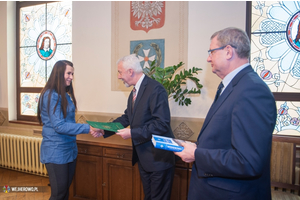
[76, 133, 133, 149]
[69, 134, 191, 200]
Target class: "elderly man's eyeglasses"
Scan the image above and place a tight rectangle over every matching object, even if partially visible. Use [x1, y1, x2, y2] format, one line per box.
[208, 45, 237, 56]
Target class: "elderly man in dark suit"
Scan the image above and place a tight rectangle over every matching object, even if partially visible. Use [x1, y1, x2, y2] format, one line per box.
[175, 27, 277, 200]
[101, 54, 175, 200]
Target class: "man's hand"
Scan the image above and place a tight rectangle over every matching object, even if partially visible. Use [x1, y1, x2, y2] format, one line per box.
[115, 128, 131, 140]
[174, 142, 197, 163]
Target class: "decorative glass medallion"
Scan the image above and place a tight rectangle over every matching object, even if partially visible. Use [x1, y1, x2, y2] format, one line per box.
[36, 30, 56, 60]
[287, 11, 300, 51]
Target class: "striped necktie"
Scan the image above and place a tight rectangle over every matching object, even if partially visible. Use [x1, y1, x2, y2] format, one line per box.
[132, 87, 136, 110]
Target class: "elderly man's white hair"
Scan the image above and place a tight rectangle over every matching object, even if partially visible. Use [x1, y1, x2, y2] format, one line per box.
[117, 54, 143, 73]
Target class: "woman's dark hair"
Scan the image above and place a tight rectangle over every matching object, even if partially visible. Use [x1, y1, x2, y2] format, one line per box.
[37, 60, 77, 124]
[39, 36, 51, 50]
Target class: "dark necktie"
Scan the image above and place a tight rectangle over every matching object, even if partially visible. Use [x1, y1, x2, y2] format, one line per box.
[132, 87, 136, 110]
[214, 82, 224, 102]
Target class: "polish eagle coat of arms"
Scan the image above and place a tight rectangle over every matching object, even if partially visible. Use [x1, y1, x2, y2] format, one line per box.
[130, 1, 165, 33]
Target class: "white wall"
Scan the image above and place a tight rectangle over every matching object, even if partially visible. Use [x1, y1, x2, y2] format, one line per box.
[0, 1, 247, 119]
[0, 2, 8, 109]
[72, 1, 128, 114]
[7, 1, 16, 120]
[170, 1, 247, 118]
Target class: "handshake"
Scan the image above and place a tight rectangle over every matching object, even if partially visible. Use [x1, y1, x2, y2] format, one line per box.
[89, 126, 105, 138]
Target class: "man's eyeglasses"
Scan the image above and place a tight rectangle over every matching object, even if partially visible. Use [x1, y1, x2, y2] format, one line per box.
[208, 45, 237, 56]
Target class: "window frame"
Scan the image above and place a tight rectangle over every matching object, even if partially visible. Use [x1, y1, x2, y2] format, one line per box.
[16, 1, 64, 122]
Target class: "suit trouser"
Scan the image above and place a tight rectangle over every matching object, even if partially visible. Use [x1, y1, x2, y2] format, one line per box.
[45, 159, 76, 200]
[138, 162, 175, 200]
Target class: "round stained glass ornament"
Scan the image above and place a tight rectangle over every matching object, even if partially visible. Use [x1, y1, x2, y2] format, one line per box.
[36, 30, 57, 60]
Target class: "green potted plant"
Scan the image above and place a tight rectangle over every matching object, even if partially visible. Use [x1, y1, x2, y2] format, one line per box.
[143, 61, 203, 106]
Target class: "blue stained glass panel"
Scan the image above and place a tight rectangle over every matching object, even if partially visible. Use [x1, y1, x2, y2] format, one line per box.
[250, 1, 300, 93]
[250, 1, 300, 136]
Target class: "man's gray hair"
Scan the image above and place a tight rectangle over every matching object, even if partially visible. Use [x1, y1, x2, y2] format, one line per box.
[117, 54, 143, 73]
[211, 27, 250, 59]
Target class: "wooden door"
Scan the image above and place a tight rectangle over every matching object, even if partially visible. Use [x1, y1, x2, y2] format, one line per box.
[69, 154, 102, 200]
[170, 167, 189, 200]
[102, 157, 141, 200]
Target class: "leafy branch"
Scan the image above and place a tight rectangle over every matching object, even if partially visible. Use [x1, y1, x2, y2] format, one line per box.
[143, 61, 203, 106]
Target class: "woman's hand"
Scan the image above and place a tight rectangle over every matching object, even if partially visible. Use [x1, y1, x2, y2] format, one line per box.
[89, 126, 104, 138]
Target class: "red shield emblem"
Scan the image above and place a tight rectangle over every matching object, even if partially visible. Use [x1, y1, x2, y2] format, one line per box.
[130, 1, 165, 33]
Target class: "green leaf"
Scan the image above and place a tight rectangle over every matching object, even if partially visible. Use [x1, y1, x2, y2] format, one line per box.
[143, 60, 203, 107]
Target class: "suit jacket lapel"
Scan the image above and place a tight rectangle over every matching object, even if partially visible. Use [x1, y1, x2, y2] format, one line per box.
[198, 84, 233, 138]
[197, 66, 253, 140]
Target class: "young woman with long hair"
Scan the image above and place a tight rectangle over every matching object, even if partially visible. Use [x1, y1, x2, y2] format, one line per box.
[37, 60, 102, 200]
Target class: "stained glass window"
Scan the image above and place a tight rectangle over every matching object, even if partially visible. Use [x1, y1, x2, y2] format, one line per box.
[275, 101, 300, 136]
[17, 2, 72, 121]
[20, 93, 40, 116]
[248, 1, 300, 136]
